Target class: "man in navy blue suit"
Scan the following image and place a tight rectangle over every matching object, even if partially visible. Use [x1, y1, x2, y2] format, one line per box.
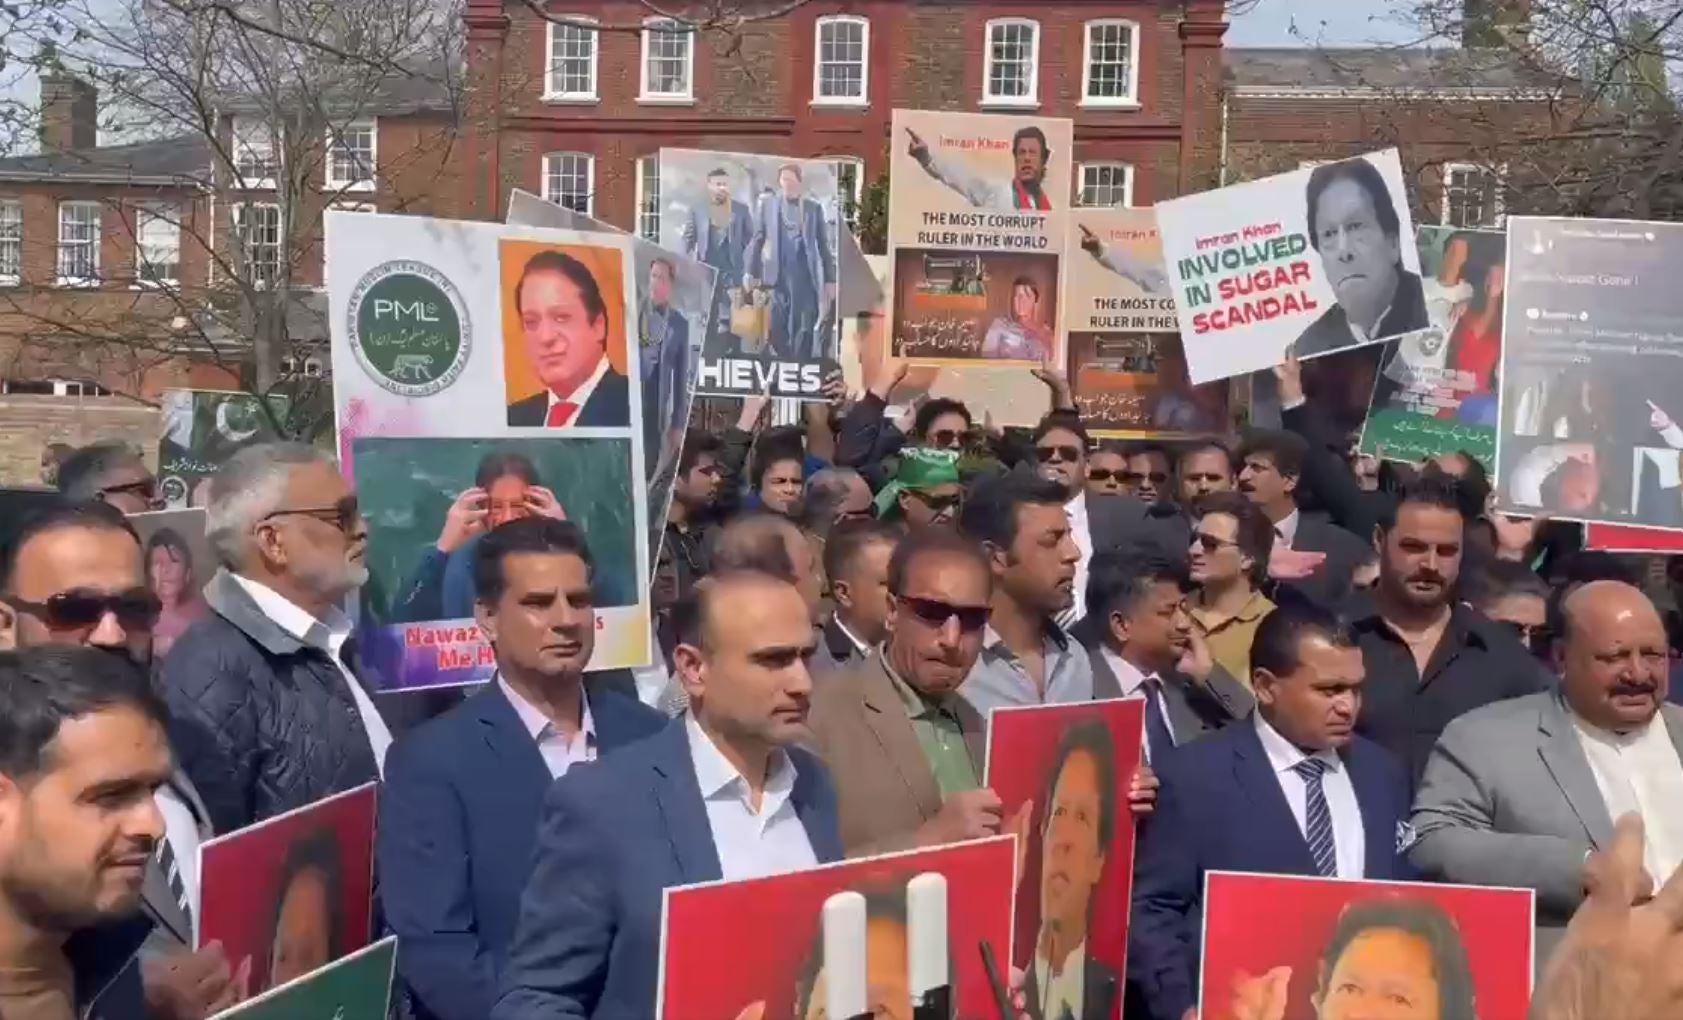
[1129, 601, 1412, 1020]
[492, 570, 842, 1019]
[377, 517, 664, 1020]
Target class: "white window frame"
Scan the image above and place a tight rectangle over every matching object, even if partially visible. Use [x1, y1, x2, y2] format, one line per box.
[982, 18, 1040, 107]
[231, 117, 279, 190]
[1081, 19, 1140, 108]
[0, 200, 20, 285]
[541, 152, 595, 215]
[634, 155, 661, 241]
[1441, 161, 1505, 228]
[1076, 162, 1134, 208]
[233, 201, 282, 289]
[812, 15, 869, 107]
[639, 18, 695, 102]
[544, 16, 599, 101]
[831, 156, 865, 232]
[56, 201, 101, 287]
[324, 119, 377, 192]
[135, 204, 181, 287]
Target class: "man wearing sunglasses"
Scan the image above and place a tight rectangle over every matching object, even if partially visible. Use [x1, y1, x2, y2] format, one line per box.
[875, 447, 965, 532]
[160, 443, 392, 836]
[0, 503, 248, 1019]
[56, 440, 165, 514]
[1085, 446, 1130, 498]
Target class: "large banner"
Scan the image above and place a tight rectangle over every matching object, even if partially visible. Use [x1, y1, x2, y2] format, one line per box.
[1199, 872, 1533, 1020]
[158, 389, 288, 508]
[657, 149, 841, 401]
[1496, 216, 1683, 526]
[1157, 149, 1425, 385]
[887, 108, 1074, 426]
[984, 699, 1145, 1020]
[1361, 226, 1504, 465]
[327, 211, 651, 690]
[214, 936, 396, 1020]
[1066, 208, 1229, 438]
[506, 189, 712, 564]
[198, 784, 377, 996]
[1584, 522, 1683, 552]
[657, 836, 1015, 1019]
[128, 508, 211, 660]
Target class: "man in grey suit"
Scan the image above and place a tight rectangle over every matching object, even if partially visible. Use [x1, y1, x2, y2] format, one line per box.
[745, 163, 836, 360]
[1411, 580, 1683, 965]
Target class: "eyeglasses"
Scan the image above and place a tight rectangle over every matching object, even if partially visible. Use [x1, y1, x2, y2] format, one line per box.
[1036, 445, 1082, 464]
[907, 489, 963, 514]
[1192, 531, 1239, 554]
[6, 587, 162, 632]
[897, 595, 991, 633]
[261, 496, 362, 535]
[99, 477, 161, 507]
[928, 430, 965, 450]
[1123, 471, 1169, 485]
[1088, 469, 1122, 484]
[1497, 620, 1552, 653]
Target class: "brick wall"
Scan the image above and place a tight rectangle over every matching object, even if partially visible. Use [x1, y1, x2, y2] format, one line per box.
[0, 395, 161, 487]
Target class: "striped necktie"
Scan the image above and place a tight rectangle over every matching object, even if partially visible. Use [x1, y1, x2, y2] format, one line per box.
[1292, 757, 1339, 878]
[155, 836, 192, 922]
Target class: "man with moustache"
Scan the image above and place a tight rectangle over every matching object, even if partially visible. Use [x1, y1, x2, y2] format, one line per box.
[1346, 475, 1544, 784]
[1130, 603, 1414, 1020]
[1410, 580, 1683, 966]
[161, 443, 393, 833]
[1177, 442, 1235, 505]
[811, 519, 898, 678]
[0, 505, 245, 1019]
[379, 518, 663, 1020]
[906, 124, 1057, 211]
[1236, 429, 1367, 608]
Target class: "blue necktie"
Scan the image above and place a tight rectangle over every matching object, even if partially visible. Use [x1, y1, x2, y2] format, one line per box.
[1142, 676, 1176, 764]
[1292, 758, 1339, 878]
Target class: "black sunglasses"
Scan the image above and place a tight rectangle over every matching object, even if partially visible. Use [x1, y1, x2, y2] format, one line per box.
[1192, 531, 1239, 553]
[101, 477, 159, 500]
[928, 429, 965, 450]
[1036, 445, 1083, 464]
[1124, 470, 1169, 484]
[907, 489, 963, 513]
[261, 497, 362, 534]
[898, 595, 991, 633]
[1497, 620, 1552, 653]
[1088, 469, 1122, 483]
[7, 588, 162, 632]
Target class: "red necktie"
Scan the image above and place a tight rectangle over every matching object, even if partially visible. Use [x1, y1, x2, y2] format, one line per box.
[546, 401, 579, 427]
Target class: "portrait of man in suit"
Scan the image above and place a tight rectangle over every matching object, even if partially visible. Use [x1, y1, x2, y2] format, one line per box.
[1024, 721, 1120, 1020]
[505, 249, 631, 429]
[906, 123, 1055, 211]
[681, 166, 754, 348]
[1294, 158, 1428, 359]
[745, 163, 837, 361]
[639, 256, 691, 479]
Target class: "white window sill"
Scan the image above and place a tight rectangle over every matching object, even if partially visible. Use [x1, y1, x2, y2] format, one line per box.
[1080, 98, 1141, 110]
[541, 93, 601, 105]
[234, 179, 278, 191]
[811, 96, 868, 109]
[980, 97, 1040, 110]
[131, 278, 181, 290]
[636, 94, 696, 106]
[0, 277, 18, 288]
[325, 180, 376, 193]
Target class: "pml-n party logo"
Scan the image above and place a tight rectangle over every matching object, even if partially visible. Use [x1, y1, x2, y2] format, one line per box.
[347, 261, 472, 397]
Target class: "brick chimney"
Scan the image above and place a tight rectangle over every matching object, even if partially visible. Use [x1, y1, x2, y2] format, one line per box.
[1463, 0, 1532, 48]
[39, 72, 98, 152]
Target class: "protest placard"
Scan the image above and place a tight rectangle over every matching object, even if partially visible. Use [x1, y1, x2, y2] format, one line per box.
[984, 699, 1145, 1020]
[1157, 149, 1424, 385]
[1584, 521, 1683, 553]
[128, 508, 211, 660]
[657, 149, 841, 401]
[887, 108, 1074, 426]
[1200, 872, 1533, 1020]
[1066, 208, 1229, 438]
[506, 189, 712, 564]
[198, 784, 377, 995]
[657, 836, 1015, 1020]
[327, 211, 651, 690]
[1359, 226, 1504, 465]
[211, 936, 396, 1020]
[158, 389, 288, 508]
[1496, 216, 1683, 527]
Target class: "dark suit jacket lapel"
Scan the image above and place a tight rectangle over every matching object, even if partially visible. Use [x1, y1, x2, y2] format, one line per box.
[792, 752, 844, 863]
[858, 660, 944, 820]
[1537, 694, 1616, 848]
[1088, 646, 1123, 700]
[1342, 742, 1397, 878]
[475, 685, 553, 806]
[648, 722, 725, 882]
[1231, 724, 1317, 873]
[586, 687, 643, 749]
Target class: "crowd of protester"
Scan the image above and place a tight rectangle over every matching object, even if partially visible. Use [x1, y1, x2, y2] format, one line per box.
[2, 346, 1683, 1019]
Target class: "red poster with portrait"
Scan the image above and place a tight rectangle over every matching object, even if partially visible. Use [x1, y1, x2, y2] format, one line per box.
[197, 783, 377, 996]
[983, 698, 1146, 1020]
[1199, 871, 1534, 1020]
[657, 836, 1015, 1020]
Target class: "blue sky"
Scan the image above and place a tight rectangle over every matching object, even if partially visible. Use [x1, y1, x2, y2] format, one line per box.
[1228, 0, 1426, 47]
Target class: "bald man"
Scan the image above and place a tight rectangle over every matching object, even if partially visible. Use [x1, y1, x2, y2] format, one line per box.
[1410, 580, 1683, 967]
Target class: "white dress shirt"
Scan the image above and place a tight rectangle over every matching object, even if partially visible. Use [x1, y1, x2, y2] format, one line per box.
[1274, 509, 1301, 549]
[1574, 711, 1683, 885]
[498, 676, 597, 780]
[1058, 491, 1093, 629]
[232, 574, 393, 774]
[1100, 647, 1175, 764]
[1033, 940, 1087, 1020]
[684, 714, 817, 881]
[1253, 713, 1366, 879]
[545, 356, 611, 426]
[833, 617, 868, 655]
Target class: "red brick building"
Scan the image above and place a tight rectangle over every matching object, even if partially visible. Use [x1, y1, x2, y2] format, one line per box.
[456, 0, 1230, 237]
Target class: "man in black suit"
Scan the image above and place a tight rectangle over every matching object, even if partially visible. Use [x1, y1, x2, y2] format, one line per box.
[506, 250, 631, 429]
[1294, 157, 1428, 358]
[1237, 429, 1368, 608]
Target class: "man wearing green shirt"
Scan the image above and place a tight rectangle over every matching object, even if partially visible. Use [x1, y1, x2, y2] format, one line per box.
[809, 529, 1025, 855]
